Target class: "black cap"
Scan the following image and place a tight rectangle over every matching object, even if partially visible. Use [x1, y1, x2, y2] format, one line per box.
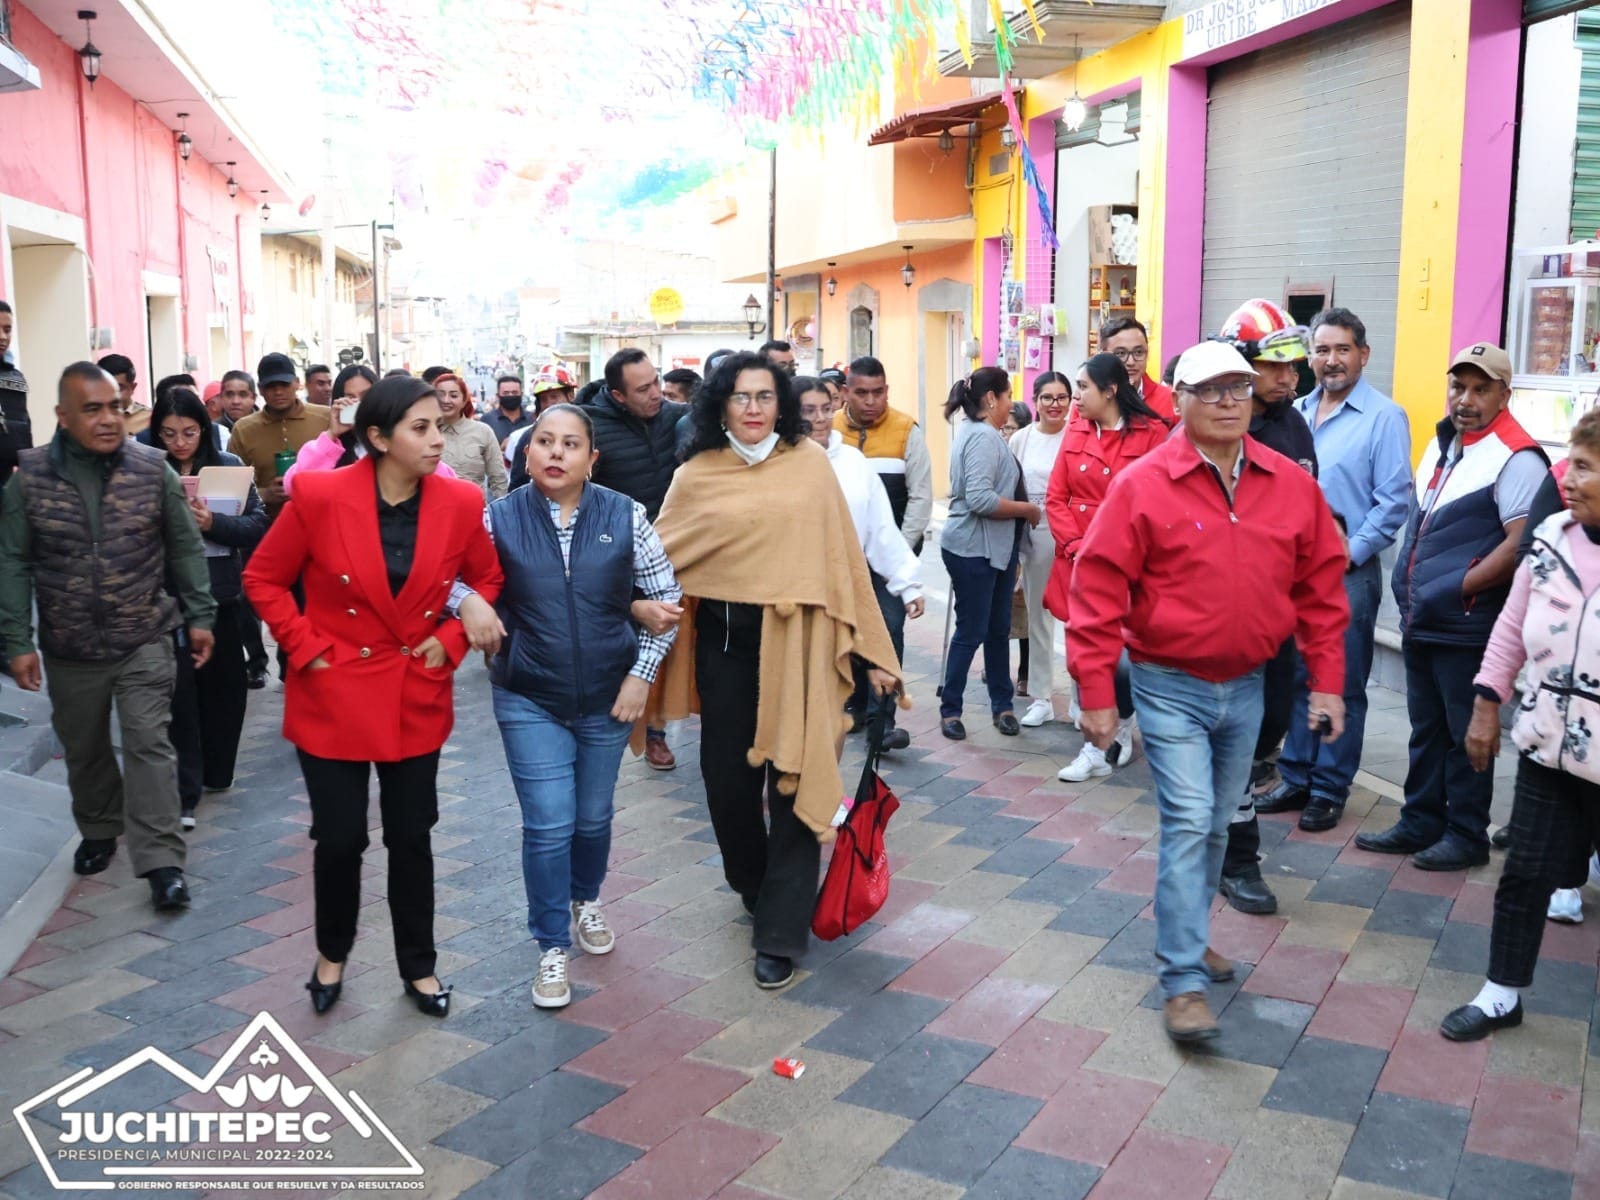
[257, 352, 298, 387]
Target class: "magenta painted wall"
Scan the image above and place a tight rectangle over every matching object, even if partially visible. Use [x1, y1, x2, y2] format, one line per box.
[983, 236, 1003, 363]
[1160, 65, 1208, 354]
[1022, 114, 1059, 401]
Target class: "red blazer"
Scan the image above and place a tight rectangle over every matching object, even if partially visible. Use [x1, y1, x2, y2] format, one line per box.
[242, 458, 503, 762]
[1043, 412, 1169, 621]
[1143, 377, 1177, 426]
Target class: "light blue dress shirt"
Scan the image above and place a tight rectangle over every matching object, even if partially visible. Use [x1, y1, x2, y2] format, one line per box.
[1295, 376, 1414, 567]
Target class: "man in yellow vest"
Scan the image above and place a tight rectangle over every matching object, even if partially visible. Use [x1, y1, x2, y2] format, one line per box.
[835, 355, 931, 750]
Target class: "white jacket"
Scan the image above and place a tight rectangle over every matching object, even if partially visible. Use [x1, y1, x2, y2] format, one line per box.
[825, 431, 923, 602]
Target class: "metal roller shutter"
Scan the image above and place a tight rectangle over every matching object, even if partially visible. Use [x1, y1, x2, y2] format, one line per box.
[1572, 11, 1600, 241]
[1200, 2, 1411, 394]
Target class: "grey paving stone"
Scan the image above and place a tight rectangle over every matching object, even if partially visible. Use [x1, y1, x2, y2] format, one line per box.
[796, 923, 883, 971]
[139, 891, 286, 943]
[837, 1032, 993, 1120]
[1142, 963, 1253, 1014]
[1048, 886, 1150, 938]
[965, 1146, 1100, 1200]
[95, 961, 264, 1025]
[1523, 956, 1598, 1022]
[909, 775, 982, 805]
[1429, 921, 1491, 975]
[1446, 1151, 1572, 1200]
[434, 1069, 623, 1166]
[684, 823, 721, 844]
[1305, 864, 1393, 909]
[447, 943, 543, 997]
[879, 1083, 1042, 1187]
[1007, 862, 1111, 908]
[439, 912, 534, 960]
[1255, 816, 1295, 853]
[65, 1002, 249, 1070]
[440, 1018, 610, 1098]
[446, 982, 556, 1045]
[950, 814, 1037, 850]
[1366, 889, 1453, 941]
[785, 949, 912, 1009]
[805, 990, 949, 1062]
[1212, 993, 1316, 1068]
[930, 795, 1007, 826]
[1263, 1035, 1387, 1125]
[1263, 840, 1341, 880]
[881, 758, 957, 790]
[1089, 917, 1159, 974]
[457, 1128, 641, 1200]
[1341, 1092, 1469, 1199]
[122, 925, 273, 981]
[974, 835, 1066, 878]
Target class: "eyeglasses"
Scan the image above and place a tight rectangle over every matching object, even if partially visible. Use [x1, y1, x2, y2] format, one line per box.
[158, 426, 202, 442]
[1177, 380, 1254, 405]
[1110, 346, 1148, 364]
[729, 391, 778, 409]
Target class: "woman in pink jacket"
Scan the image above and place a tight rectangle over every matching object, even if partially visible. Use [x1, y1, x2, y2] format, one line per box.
[285, 365, 459, 493]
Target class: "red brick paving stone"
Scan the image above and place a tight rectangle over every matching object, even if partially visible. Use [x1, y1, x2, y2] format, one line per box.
[569, 933, 689, 988]
[1449, 882, 1495, 926]
[888, 938, 1011, 1001]
[565, 1009, 727, 1087]
[1465, 1074, 1581, 1173]
[10, 939, 67, 971]
[971, 773, 1049, 800]
[925, 977, 1057, 1046]
[588, 1118, 778, 1200]
[998, 791, 1075, 821]
[710, 1188, 771, 1200]
[1206, 906, 1286, 965]
[1305, 981, 1414, 1051]
[1099, 854, 1158, 897]
[242, 898, 318, 938]
[260, 872, 315, 905]
[1061, 832, 1145, 869]
[557, 967, 703, 1032]
[38, 906, 92, 936]
[1334, 842, 1405, 874]
[871, 876, 939, 926]
[1537, 914, 1600, 965]
[609, 845, 644, 868]
[1377, 1025, 1488, 1109]
[966, 1018, 1107, 1100]
[230, 926, 320, 974]
[63, 877, 113, 906]
[579, 1059, 751, 1149]
[601, 872, 652, 902]
[1088, 1127, 1230, 1200]
[1575, 1131, 1600, 1198]
[863, 902, 974, 959]
[948, 756, 1025, 785]
[0, 976, 45, 1008]
[266, 847, 315, 874]
[601, 898, 672, 936]
[1241, 942, 1345, 1006]
[1389, 859, 1465, 898]
[1015, 1068, 1163, 1166]
[1283, 820, 1355, 848]
[1027, 807, 1107, 844]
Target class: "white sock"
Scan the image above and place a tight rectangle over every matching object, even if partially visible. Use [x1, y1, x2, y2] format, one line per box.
[1469, 980, 1519, 1018]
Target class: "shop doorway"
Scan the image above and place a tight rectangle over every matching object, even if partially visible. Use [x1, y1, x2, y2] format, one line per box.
[145, 291, 182, 386]
[918, 278, 972, 499]
[5, 213, 90, 435]
[209, 326, 231, 380]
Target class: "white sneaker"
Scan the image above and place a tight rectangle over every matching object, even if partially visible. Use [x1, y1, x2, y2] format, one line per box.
[1059, 743, 1112, 782]
[1548, 888, 1584, 924]
[1106, 718, 1135, 767]
[1020, 698, 1054, 728]
[532, 946, 571, 1008]
[1589, 853, 1600, 889]
[572, 900, 614, 955]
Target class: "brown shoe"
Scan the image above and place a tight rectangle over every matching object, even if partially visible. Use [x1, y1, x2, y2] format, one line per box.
[1164, 992, 1220, 1044]
[1204, 947, 1234, 983]
[645, 733, 676, 771]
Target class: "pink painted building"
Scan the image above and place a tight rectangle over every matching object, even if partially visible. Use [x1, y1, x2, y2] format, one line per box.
[0, 0, 289, 434]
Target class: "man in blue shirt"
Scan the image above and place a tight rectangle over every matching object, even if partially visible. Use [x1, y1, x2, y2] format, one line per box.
[1258, 308, 1413, 832]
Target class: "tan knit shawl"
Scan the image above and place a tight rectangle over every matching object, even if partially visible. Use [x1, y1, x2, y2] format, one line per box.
[641, 437, 906, 836]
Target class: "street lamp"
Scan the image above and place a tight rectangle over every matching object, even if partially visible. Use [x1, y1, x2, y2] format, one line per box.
[901, 246, 916, 290]
[742, 294, 766, 341]
[175, 113, 192, 162]
[825, 263, 837, 297]
[76, 10, 101, 86]
[1062, 35, 1088, 133]
[260, 190, 270, 222]
[226, 162, 239, 198]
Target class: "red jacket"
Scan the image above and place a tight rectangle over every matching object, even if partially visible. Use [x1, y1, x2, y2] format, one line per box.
[1143, 376, 1177, 426]
[1066, 432, 1348, 711]
[242, 457, 503, 762]
[1043, 412, 1169, 621]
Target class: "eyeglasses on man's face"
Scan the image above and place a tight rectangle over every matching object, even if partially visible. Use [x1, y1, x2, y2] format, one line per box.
[1178, 380, 1254, 405]
[1110, 346, 1149, 364]
[729, 391, 778, 409]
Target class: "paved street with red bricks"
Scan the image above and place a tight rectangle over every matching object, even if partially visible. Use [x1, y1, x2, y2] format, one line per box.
[0, 549, 1594, 1200]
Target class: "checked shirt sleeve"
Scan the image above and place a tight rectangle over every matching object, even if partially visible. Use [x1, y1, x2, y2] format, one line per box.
[631, 502, 682, 683]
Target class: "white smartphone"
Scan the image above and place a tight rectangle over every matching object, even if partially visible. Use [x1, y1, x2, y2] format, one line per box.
[339, 404, 360, 426]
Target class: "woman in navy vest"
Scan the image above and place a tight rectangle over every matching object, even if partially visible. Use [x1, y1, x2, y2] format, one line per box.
[489, 404, 683, 1010]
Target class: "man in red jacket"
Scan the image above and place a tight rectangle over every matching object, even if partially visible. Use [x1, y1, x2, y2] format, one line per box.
[1068, 340, 1350, 1044]
[1101, 316, 1177, 426]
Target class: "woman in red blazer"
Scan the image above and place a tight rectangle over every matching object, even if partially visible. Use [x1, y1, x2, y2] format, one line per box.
[1043, 353, 1171, 781]
[244, 375, 503, 1019]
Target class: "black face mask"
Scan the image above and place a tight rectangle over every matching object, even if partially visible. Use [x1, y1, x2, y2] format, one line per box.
[499, 396, 522, 410]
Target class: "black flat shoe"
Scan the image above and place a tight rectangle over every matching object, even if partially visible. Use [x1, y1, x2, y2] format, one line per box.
[1219, 872, 1278, 915]
[1298, 798, 1343, 833]
[993, 712, 1021, 736]
[307, 963, 343, 1014]
[404, 979, 452, 1017]
[1412, 840, 1490, 873]
[754, 953, 794, 989]
[881, 728, 911, 751]
[941, 718, 967, 741]
[1490, 826, 1512, 850]
[845, 707, 868, 734]
[74, 838, 116, 876]
[147, 867, 190, 911]
[1256, 781, 1310, 814]
[1440, 1000, 1522, 1042]
[1354, 826, 1435, 855]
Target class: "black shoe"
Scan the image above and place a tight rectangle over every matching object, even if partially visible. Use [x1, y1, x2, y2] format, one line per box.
[73, 838, 117, 876]
[1354, 825, 1435, 855]
[246, 668, 268, 690]
[147, 867, 190, 911]
[845, 707, 868, 734]
[1219, 872, 1278, 915]
[1412, 840, 1490, 873]
[1440, 1000, 1522, 1042]
[1256, 781, 1310, 814]
[1298, 798, 1343, 833]
[881, 728, 911, 752]
[993, 712, 1021, 736]
[941, 718, 967, 741]
[754, 953, 794, 990]
[741, 893, 758, 917]
[403, 978, 452, 1017]
[307, 963, 343, 1014]
[1491, 826, 1512, 850]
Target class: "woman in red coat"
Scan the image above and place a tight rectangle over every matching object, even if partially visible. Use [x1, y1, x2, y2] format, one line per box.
[244, 376, 503, 1018]
[1043, 352, 1170, 781]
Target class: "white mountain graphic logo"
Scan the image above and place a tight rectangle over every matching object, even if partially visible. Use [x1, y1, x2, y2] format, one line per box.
[12, 1011, 422, 1190]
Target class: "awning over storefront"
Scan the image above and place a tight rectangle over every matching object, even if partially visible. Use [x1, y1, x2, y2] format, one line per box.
[867, 89, 1016, 146]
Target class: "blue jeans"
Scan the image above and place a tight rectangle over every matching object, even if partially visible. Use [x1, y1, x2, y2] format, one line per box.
[1132, 662, 1265, 1000]
[493, 686, 633, 950]
[940, 548, 1019, 720]
[1277, 557, 1380, 806]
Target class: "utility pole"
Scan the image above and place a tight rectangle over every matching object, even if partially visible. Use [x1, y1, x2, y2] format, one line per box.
[320, 136, 336, 370]
[370, 218, 381, 370]
[766, 146, 777, 342]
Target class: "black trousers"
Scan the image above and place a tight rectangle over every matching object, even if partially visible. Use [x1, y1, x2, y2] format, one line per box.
[296, 748, 441, 981]
[1223, 637, 1298, 879]
[238, 596, 268, 675]
[169, 603, 249, 803]
[1399, 639, 1495, 850]
[696, 603, 820, 959]
[1490, 758, 1600, 987]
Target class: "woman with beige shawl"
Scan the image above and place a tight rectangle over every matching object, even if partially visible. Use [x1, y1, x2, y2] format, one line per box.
[646, 352, 905, 990]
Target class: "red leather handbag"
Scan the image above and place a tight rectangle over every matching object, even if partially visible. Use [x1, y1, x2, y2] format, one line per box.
[813, 712, 900, 941]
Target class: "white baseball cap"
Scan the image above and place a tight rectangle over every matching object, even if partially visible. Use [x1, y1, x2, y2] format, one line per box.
[1173, 341, 1259, 387]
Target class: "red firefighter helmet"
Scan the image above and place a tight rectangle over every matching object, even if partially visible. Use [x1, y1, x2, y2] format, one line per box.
[1218, 299, 1308, 363]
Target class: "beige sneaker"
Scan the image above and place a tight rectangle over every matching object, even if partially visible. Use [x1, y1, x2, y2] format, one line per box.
[1203, 947, 1235, 982]
[1163, 992, 1220, 1044]
[532, 946, 570, 1009]
[572, 900, 614, 955]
